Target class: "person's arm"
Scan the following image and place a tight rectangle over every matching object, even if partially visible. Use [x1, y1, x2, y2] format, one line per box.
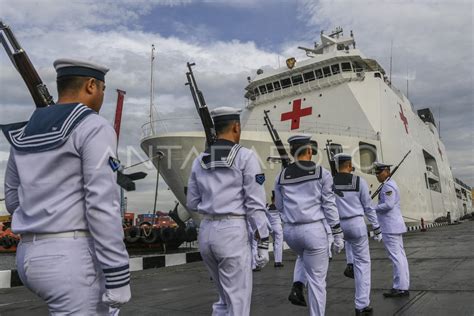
[243, 151, 269, 239]
[360, 178, 379, 227]
[274, 174, 283, 213]
[4, 149, 20, 214]
[186, 159, 201, 212]
[374, 183, 396, 213]
[321, 169, 340, 228]
[79, 118, 130, 291]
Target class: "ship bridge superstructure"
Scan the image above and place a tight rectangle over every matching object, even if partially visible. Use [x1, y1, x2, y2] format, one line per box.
[244, 28, 386, 106]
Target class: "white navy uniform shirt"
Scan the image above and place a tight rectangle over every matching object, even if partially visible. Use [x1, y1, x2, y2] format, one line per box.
[3, 103, 130, 288]
[374, 179, 407, 234]
[333, 173, 379, 227]
[187, 139, 269, 238]
[274, 161, 340, 228]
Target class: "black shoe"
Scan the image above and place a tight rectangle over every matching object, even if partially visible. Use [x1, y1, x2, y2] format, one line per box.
[253, 267, 261, 272]
[288, 281, 307, 307]
[344, 264, 354, 279]
[383, 289, 410, 297]
[274, 262, 284, 268]
[355, 306, 373, 315]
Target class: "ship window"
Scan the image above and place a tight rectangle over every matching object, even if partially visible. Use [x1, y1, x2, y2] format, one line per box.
[341, 62, 352, 72]
[331, 64, 340, 75]
[281, 77, 292, 89]
[303, 70, 315, 82]
[273, 81, 281, 91]
[259, 85, 267, 94]
[266, 83, 274, 93]
[359, 142, 377, 174]
[291, 74, 303, 85]
[323, 66, 332, 77]
[253, 88, 259, 96]
[423, 150, 441, 193]
[352, 62, 364, 72]
[374, 72, 382, 78]
[315, 68, 324, 79]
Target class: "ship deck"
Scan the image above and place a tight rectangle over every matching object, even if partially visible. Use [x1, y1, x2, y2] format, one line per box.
[1, 221, 473, 315]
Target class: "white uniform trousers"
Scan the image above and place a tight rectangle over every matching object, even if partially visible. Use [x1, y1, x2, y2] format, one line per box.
[292, 220, 332, 285]
[16, 236, 111, 315]
[293, 255, 305, 283]
[284, 221, 329, 316]
[340, 217, 372, 309]
[267, 212, 283, 263]
[199, 218, 252, 316]
[382, 233, 410, 290]
[345, 241, 354, 264]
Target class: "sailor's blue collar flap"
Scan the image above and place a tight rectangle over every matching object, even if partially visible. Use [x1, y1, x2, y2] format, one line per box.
[279, 161, 322, 184]
[0, 103, 94, 153]
[333, 173, 360, 192]
[200, 142, 242, 169]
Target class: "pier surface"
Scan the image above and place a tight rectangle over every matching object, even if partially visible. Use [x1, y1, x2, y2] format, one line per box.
[1, 221, 473, 315]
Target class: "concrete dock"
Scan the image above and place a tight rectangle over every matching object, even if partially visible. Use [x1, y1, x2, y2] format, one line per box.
[0, 221, 473, 315]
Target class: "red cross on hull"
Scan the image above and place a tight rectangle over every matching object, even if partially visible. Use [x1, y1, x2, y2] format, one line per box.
[399, 104, 409, 134]
[281, 99, 312, 130]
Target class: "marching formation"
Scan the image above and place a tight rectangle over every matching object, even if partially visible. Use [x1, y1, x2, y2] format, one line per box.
[2, 57, 411, 316]
[186, 106, 412, 316]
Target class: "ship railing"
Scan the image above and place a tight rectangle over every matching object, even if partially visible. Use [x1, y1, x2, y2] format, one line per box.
[141, 117, 202, 138]
[141, 114, 378, 141]
[244, 119, 379, 140]
[249, 71, 365, 107]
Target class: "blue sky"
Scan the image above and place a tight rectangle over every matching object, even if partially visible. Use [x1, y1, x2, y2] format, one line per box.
[141, 2, 306, 49]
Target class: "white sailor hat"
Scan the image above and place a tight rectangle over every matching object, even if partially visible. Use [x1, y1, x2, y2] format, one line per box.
[287, 134, 312, 145]
[211, 107, 242, 123]
[333, 153, 352, 165]
[373, 162, 392, 172]
[54, 58, 109, 82]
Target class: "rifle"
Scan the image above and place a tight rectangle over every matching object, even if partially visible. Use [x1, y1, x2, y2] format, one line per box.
[185, 62, 216, 147]
[263, 110, 290, 168]
[371, 150, 411, 199]
[324, 140, 337, 176]
[0, 21, 54, 107]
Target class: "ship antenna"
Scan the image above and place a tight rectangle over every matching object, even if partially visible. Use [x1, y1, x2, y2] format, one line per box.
[149, 44, 156, 134]
[389, 39, 393, 85]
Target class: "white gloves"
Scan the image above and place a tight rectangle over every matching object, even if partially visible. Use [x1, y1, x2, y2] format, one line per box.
[331, 224, 345, 254]
[102, 284, 131, 309]
[373, 226, 383, 242]
[256, 238, 270, 268]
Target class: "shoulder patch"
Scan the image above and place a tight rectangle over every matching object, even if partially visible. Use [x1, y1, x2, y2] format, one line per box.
[385, 190, 393, 196]
[108, 157, 121, 172]
[255, 173, 265, 185]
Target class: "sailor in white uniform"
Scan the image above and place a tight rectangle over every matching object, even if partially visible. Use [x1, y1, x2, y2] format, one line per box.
[2, 59, 131, 315]
[373, 162, 410, 298]
[267, 191, 284, 267]
[274, 134, 343, 316]
[187, 107, 270, 316]
[333, 153, 382, 315]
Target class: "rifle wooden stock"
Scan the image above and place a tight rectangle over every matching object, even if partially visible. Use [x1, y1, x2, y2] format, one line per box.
[263, 110, 290, 168]
[13, 51, 53, 107]
[1, 21, 54, 108]
[185, 62, 216, 147]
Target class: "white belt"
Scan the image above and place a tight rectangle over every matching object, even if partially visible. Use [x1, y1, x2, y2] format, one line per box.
[21, 231, 91, 242]
[203, 214, 246, 221]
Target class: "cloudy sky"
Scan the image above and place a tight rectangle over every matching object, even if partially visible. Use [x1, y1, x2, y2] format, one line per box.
[0, 0, 472, 215]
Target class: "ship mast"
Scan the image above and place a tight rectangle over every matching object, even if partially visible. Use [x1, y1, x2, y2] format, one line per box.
[149, 44, 156, 135]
